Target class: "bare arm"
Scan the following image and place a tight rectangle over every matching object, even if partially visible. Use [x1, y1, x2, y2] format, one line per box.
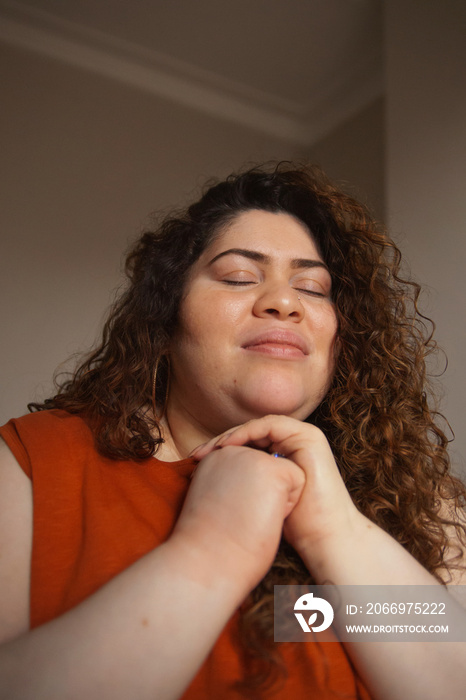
[193, 416, 466, 700]
[299, 508, 466, 700]
[0, 439, 32, 644]
[0, 440, 304, 700]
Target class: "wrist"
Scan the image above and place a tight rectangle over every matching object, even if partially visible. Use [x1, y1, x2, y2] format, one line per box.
[295, 509, 370, 583]
[166, 529, 259, 605]
[296, 510, 440, 587]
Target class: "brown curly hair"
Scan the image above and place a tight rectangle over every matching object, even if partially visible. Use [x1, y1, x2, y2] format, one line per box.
[30, 162, 466, 692]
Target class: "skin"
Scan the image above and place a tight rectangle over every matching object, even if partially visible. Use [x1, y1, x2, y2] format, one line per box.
[163, 209, 466, 698]
[161, 209, 339, 459]
[0, 209, 465, 699]
[189, 415, 466, 700]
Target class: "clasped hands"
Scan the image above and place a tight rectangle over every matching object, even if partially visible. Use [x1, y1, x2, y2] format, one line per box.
[172, 415, 363, 591]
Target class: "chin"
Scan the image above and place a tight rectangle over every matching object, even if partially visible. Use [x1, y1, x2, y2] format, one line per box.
[238, 374, 320, 419]
[242, 393, 314, 421]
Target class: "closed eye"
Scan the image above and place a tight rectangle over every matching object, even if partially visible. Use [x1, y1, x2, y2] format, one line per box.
[295, 287, 327, 298]
[222, 280, 257, 286]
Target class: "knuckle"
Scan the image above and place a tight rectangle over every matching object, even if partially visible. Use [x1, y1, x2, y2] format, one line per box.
[305, 423, 325, 439]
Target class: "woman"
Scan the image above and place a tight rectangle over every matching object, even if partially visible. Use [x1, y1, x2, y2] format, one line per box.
[0, 163, 465, 699]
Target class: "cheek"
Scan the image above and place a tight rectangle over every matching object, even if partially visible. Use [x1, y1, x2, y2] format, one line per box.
[180, 292, 248, 344]
[313, 306, 339, 350]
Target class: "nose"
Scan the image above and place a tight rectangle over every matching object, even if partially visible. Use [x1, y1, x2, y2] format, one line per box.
[252, 282, 304, 322]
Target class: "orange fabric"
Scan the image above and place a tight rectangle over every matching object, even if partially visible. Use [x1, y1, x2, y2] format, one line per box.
[0, 410, 371, 699]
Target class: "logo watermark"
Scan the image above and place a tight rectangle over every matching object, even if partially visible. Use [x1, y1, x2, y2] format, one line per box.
[274, 585, 466, 642]
[294, 591, 334, 633]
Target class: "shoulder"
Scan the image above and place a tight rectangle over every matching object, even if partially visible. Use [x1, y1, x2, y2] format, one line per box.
[0, 410, 95, 478]
[1, 408, 89, 433]
[0, 408, 91, 437]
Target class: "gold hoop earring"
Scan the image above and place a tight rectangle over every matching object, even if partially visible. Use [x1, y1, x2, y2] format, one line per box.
[152, 355, 170, 422]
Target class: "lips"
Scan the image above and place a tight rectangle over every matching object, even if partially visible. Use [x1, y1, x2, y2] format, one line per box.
[242, 329, 309, 357]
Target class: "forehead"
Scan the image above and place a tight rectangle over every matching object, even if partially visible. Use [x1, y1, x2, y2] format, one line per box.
[203, 209, 322, 262]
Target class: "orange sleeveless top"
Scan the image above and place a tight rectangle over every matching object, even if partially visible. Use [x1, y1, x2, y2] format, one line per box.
[0, 410, 371, 699]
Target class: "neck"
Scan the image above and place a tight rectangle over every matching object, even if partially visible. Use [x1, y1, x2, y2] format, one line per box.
[155, 400, 218, 462]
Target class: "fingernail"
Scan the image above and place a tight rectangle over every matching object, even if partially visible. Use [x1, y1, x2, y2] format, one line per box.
[188, 443, 206, 457]
[215, 432, 232, 446]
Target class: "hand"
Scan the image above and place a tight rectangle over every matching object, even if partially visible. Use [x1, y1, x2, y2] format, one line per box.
[172, 443, 305, 594]
[191, 415, 361, 574]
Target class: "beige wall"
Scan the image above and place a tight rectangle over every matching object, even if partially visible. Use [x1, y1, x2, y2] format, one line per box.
[304, 97, 386, 223]
[1, 39, 387, 426]
[0, 43, 298, 422]
[385, 0, 466, 475]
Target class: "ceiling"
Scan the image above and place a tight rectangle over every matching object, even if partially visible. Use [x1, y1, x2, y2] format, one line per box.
[0, 0, 384, 145]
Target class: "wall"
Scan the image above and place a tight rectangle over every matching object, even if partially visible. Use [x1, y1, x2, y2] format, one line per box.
[1, 38, 387, 427]
[385, 0, 466, 475]
[0, 42, 297, 422]
[305, 97, 386, 223]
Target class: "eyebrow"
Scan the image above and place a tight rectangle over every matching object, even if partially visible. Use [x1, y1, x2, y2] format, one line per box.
[208, 247, 329, 271]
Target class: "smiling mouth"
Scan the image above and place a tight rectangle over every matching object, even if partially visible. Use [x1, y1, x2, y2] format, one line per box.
[243, 340, 306, 358]
[242, 329, 309, 358]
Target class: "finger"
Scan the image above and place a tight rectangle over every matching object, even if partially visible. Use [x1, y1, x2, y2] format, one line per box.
[188, 420, 265, 459]
[188, 430, 235, 459]
[190, 415, 318, 462]
[213, 416, 303, 454]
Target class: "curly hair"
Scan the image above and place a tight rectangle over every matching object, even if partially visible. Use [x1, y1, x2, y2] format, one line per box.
[30, 162, 466, 691]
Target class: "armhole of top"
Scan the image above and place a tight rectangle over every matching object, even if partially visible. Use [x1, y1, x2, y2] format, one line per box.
[0, 422, 32, 479]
